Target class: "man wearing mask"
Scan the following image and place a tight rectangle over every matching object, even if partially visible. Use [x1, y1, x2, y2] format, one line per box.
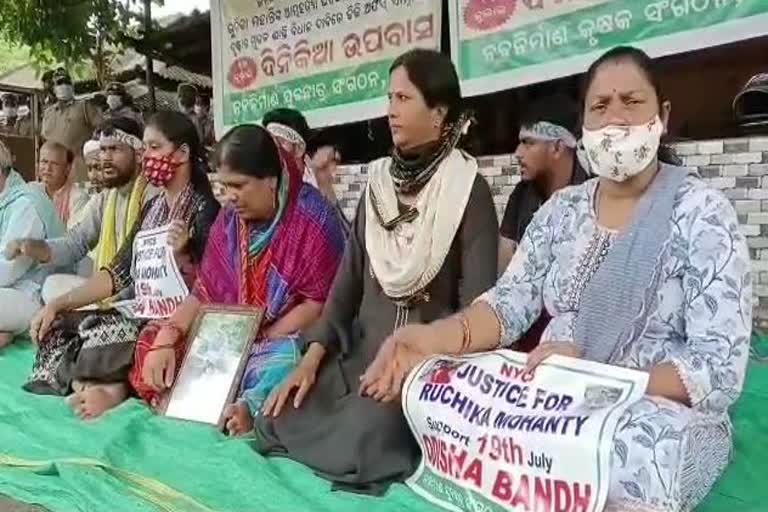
[177, 82, 203, 141]
[0, 94, 32, 138]
[104, 82, 143, 127]
[41, 68, 103, 183]
[194, 93, 215, 148]
[6, 117, 157, 302]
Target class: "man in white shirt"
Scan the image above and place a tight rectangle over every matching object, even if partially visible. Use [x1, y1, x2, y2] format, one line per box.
[5, 117, 156, 304]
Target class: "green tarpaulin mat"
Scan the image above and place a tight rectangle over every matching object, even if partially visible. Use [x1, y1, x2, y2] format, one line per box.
[0, 340, 766, 512]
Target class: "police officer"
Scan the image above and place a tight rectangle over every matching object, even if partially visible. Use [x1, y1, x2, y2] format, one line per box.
[0, 94, 32, 138]
[41, 68, 103, 183]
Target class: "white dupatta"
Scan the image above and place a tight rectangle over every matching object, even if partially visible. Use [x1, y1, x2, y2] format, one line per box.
[365, 149, 478, 300]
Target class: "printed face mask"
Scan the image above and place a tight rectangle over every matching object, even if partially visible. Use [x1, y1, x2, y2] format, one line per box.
[143, 151, 179, 187]
[581, 116, 663, 182]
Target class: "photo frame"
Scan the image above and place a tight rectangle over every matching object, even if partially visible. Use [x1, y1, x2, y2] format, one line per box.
[161, 305, 263, 430]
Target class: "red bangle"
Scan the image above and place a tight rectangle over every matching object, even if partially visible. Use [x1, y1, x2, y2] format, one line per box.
[148, 343, 176, 353]
[158, 322, 186, 344]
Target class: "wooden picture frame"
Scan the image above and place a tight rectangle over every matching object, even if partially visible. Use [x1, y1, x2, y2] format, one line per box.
[161, 305, 263, 430]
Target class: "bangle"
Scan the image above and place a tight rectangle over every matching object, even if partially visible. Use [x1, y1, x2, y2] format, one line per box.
[148, 343, 176, 353]
[157, 322, 186, 346]
[456, 313, 472, 354]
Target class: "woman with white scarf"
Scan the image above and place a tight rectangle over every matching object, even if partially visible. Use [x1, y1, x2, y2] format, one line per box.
[360, 47, 752, 512]
[246, 49, 498, 493]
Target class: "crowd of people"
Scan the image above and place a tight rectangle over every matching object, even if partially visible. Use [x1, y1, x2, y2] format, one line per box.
[0, 45, 753, 512]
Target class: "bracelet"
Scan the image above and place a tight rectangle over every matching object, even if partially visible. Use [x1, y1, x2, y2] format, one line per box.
[457, 313, 472, 354]
[148, 343, 176, 353]
[161, 321, 186, 340]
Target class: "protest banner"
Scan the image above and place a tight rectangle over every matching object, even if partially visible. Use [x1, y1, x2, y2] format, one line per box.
[448, 0, 768, 97]
[210, 0, 442, 135]
[403, 351, 649, 512]
[131, 226, 189, 319]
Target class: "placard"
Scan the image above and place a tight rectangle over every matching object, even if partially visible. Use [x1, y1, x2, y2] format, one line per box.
[448, 0, 768, 97]
[211, 0, 442, 135]
[132, 226, 189, 319]
[403, 351, 648, 512]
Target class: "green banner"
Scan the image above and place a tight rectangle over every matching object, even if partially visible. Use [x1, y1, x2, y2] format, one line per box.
[211, 0, 442, 136]
[448, 0, 768, 96]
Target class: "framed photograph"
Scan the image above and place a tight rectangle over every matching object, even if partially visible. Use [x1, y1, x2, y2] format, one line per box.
[161, 305, 263, 429]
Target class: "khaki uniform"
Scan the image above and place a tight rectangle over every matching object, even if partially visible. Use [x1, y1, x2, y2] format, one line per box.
[41, 100, 103, 183]
[197, 112, 215, 147]
[0, 115, 33, 138]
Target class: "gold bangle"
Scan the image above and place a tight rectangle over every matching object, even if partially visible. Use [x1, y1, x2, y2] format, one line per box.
[457, 313, 472, 354]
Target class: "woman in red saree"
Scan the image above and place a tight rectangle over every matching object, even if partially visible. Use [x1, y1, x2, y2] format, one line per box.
[129, 125, 345, 425]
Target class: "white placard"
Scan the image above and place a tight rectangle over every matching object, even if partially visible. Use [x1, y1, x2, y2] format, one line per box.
[132, 226, 189, 319]
[403, 351, 649, 512]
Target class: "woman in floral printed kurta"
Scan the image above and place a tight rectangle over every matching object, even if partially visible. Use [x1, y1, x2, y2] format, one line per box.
[358, 47, 752, 512]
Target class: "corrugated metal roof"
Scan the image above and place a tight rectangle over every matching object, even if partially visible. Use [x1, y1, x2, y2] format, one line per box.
[0, 64, 42, 90]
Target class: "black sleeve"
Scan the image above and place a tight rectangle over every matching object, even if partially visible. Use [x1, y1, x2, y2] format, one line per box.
[499, 184, 523, 240]
[459, 175, 499, 306]
[188, 196, 220, 263]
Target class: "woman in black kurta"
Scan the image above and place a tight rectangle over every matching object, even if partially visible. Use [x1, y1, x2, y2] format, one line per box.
[251, 49, 499, 494]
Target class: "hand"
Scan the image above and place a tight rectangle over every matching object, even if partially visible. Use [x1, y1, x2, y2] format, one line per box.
[311, 146, 338, 181]
[261, 358, 319, 417]
[311, 146, 339, 199]
[142, 348, 176, 392]
[359, 323, 441, 403]
[167, 220, 190, 256]
[29, 304, 62, 344]
[3, 240, 22, 260]
[524, 341, 582, 372]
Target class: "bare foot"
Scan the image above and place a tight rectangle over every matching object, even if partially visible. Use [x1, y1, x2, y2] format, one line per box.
[0, 332, 13, 349]
[71, 380, 88, 393]
[224, 402, 254, 436]
[68, 383, 128, 420]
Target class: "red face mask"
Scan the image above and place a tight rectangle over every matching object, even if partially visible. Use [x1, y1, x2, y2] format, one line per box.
[142, 152, 179, 187]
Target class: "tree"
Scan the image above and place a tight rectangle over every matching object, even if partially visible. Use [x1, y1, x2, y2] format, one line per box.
[0, 0, 162, 85]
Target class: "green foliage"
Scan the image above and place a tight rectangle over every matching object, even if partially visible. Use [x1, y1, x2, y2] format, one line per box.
[0, 37, 31, 75]
[0, 0, 162, 68]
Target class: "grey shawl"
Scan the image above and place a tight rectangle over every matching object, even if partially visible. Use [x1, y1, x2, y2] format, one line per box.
[574, 163, 693, 363]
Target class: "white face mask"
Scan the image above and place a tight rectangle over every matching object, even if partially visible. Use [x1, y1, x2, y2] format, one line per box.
[54, 84, 74, 102]
[581, 116, 663, 182]
[3, 107, 17, 118]
[106, 95, 123, 110]
[194, 105, 207, 116]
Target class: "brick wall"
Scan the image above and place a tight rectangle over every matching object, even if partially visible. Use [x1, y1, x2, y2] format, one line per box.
[333, 135, 768, 322]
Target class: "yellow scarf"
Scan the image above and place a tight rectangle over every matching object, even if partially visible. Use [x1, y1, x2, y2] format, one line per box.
[94, 177, 147, 269]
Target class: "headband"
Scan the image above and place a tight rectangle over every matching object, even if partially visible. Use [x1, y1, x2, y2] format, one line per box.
[82, 139, 101, 158]
[266, 122, 306, 152]
[99, 128, 144, 151]
[519, 121, 577, 148]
